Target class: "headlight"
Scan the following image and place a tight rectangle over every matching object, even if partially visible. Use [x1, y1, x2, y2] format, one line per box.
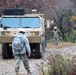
[31, 32, 39, 35]
[1, 31, 10, 35]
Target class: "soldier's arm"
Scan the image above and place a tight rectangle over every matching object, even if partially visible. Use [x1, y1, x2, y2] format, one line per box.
[23, 36, 31, 54]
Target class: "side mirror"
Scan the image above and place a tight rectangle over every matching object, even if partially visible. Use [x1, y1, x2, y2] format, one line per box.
[46, 20, 50, 28]
[0, 18, 3, 28]
[46, 20, 54, 28]
[0, 24, 3, 28]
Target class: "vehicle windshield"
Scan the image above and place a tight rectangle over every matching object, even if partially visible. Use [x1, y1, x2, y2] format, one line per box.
[1, 17, 20, 28]
[22, 18, 40, 28]
[1, 17, 40, 28]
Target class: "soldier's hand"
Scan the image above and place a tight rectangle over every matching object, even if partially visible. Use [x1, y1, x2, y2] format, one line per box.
[28, 53, 31, 57]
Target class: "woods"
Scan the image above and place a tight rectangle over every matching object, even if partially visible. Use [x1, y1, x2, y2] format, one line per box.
[0, 0, 76, 41]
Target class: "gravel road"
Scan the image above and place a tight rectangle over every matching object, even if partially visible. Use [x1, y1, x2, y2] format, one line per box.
[0, 43, 76, 75]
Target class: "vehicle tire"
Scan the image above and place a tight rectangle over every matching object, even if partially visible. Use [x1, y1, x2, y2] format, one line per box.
[8, 46, 13, 58]
[34, 43, 41, 59]
[2, 43, 13, 59]
[2, 43, 9, 59]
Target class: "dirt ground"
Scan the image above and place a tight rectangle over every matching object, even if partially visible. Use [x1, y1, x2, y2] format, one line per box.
[0, 42, 74, 54]
[0, 42, 76, 75]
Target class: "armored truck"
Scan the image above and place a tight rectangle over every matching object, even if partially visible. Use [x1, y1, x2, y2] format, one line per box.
[0, 8, 46, 59]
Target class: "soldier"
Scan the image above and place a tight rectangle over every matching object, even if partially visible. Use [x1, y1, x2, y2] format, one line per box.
[12, 29, 32, 75]
[53, 26, 60, 46]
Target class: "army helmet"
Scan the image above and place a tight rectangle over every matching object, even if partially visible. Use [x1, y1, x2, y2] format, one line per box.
[19, 29, 25, 34]
[54, 26, 57, 29]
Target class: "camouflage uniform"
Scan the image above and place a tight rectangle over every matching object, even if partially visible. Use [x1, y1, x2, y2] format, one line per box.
[14, 54, 30, 72]
[53, 27, 59, 46]
[12, 32, 31, 74]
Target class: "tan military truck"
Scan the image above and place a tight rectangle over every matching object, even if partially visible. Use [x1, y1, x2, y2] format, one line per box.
[0, 8, 46, 59]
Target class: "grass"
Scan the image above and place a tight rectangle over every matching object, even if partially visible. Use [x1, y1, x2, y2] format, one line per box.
[37, 53, 76, 75]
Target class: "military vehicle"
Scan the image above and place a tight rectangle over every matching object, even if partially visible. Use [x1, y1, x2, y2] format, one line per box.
[0, 8, 46, 59]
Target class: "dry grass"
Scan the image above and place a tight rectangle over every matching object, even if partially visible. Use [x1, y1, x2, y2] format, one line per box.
[38, 53, 76, 75]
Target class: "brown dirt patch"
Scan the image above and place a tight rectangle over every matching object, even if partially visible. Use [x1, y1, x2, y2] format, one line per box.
[47, 42, 76, 49]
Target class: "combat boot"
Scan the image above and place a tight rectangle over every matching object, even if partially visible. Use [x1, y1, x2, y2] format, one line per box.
[16, 72, 19, 75]
[27, 70, 32, 74]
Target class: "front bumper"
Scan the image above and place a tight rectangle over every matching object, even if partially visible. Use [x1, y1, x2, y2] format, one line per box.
[0, 35, 42, 43]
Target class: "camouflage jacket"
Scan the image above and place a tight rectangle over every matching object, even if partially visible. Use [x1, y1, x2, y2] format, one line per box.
[12, 33, 31, 54]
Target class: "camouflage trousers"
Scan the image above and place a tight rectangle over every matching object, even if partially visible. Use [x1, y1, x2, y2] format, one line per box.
[53, 37, 59, 46]
[14, 54, 30, 72]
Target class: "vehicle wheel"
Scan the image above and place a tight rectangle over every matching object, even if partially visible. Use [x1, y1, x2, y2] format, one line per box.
[9, 46, 13, 58]
[34, 43, 41, 59]
[2, 43, 13, 59]
[2, 43, 9, 59]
